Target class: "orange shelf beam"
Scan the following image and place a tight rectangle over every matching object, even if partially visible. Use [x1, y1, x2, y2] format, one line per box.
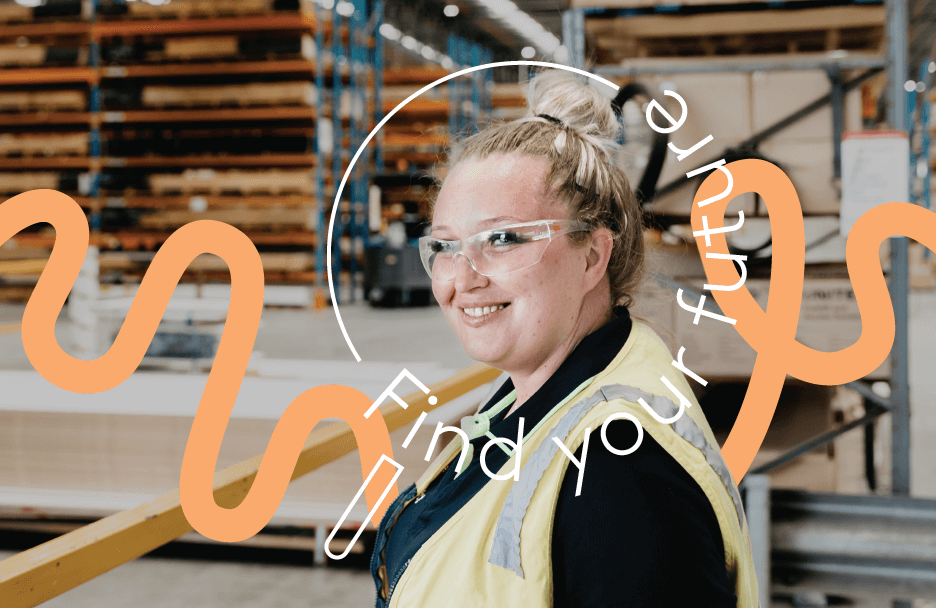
[0, 113, 92, 127]
[105, 154, 316, 168]
[382, 98, 448, 116]
[104, 107, 317, 123]
[85, 195, 318, 209]
[383, 67, 449, 86]
[0, 67, 97, 85]
[0, 157, 92, 169]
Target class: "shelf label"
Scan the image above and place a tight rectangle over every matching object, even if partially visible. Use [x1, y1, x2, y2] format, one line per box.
[102, 112, 126, 123]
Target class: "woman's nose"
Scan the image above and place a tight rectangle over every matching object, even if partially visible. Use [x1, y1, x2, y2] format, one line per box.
[453, 252, 488, 291]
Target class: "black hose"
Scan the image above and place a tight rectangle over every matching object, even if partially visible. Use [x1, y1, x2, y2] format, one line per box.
[611, 82, 671, 206]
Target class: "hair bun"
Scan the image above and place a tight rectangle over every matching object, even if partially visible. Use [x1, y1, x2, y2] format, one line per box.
[527, 70, 620, 149]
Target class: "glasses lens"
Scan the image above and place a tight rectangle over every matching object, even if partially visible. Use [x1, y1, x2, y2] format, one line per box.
[420, 222, 583, 280]
[419, 238, 456, 280]
[469, 225, 550, 277]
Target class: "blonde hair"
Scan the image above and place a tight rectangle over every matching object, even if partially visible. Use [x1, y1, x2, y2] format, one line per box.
[442, 69, 645, 309]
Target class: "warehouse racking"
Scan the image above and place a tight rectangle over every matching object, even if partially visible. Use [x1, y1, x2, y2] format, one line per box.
[0, 0, 385, 307]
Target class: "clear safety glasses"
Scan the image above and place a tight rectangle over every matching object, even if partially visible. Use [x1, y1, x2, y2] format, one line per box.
[418, 219, 593, 282]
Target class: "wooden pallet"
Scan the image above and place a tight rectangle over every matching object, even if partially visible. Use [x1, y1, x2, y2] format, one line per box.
[126, 0, 278, 20]
[0, 133, 88, 157]
[155, 33, 316, 62]
[87, 229, 317, 252]
[0, 3, 33, 24]
[0, 172, 59, 194]
[141, 82, 317, 109]
[98, 251, 317, 273]
[0, 284, 34, 303]
[0, 90, 86, 113]
[139, 207, 314, 231]
[162, 35, 241, 61]
[588, 4, 885, 60]
[0, 44, 46, 67]
[383, 84, 450, 104]
[149, 168, 316, 196]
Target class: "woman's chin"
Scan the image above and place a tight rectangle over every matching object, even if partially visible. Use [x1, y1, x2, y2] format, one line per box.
[461, 342, 509, 368]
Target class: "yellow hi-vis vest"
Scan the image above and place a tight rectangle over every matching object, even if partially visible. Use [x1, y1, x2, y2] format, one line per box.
[389, 322, 759, 607]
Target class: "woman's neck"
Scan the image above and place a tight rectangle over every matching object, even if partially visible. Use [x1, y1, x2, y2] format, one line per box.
[503, 296, 613, 418]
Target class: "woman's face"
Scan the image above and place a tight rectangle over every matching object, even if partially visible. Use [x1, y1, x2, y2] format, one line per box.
[431, 153, 599, 374]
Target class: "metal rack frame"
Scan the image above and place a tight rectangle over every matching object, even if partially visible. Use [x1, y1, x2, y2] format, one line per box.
[328, 0, 377, 304]
[447, 34, 493, 138]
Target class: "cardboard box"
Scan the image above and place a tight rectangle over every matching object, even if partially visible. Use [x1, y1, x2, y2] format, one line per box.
[670, 277, 889, 380]
[751, 70, 862, 142]
[641, 73, 753, 145]
[759, 139, 840, 214]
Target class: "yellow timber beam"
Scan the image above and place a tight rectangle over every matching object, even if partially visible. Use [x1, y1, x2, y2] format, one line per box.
[0, 362, 500, 608]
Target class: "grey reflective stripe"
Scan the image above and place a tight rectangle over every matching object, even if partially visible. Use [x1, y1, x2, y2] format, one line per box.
[488, 384, 744, 577]
[599, 385, 746, 529]
[487, 390, 607, 578]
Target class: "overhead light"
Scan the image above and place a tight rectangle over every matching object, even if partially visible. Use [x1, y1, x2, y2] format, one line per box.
[379, 20, 451, 69]
[521, 46, 535, 59]
[319, 0, 335, 9]
[14, 0, 44, 5]
[444, 4, 459, 17]
[491, 0, 517, 16]
[379, 23, 401, 40]
[335, 1, 354, 16]
[929, 62, 936, 74]
[553, 45, 569, 64]
[471, 0, 561, 58]
[905, 80, 917, 93]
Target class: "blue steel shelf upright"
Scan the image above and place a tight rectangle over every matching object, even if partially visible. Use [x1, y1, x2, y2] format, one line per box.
[331, 4, 345, 304]
[88, 0, 102, 231]
[314, 2, 327, 304]
[348, 0, 368, 303]
[329, 0, 373, 304]
[447, 35, 493, 140]
[373, 0, 384, 173]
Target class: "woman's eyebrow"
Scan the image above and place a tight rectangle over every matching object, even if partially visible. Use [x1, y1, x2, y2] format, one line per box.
[478, 216, 523, 229]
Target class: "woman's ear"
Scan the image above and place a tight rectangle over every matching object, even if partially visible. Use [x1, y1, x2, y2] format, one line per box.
[583, 227, 614, 290]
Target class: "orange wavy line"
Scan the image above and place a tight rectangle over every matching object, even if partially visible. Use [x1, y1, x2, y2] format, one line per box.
[2, 189, 397, 542]
[691, 159, 936, 481]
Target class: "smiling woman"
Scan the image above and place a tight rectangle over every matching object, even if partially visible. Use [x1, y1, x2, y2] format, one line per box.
[369, 70, 758, 608]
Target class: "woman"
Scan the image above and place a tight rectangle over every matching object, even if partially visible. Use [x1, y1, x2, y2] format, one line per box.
[369, 70, 758, 607]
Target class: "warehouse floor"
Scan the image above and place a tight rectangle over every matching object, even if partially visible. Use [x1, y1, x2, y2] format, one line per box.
[1, 292, 935, 607]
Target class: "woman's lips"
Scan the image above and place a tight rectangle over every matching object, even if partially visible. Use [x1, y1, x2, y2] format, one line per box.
[459, 303, 510, 326]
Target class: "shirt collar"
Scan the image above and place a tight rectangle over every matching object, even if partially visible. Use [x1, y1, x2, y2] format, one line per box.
[478, 307, 633, 444]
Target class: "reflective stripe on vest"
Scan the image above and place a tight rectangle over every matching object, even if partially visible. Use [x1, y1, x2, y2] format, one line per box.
[488, 384, 745, 578]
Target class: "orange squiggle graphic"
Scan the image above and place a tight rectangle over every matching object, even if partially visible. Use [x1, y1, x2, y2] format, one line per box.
[1, 189, 397, 542]
[693, 159, 936, 481]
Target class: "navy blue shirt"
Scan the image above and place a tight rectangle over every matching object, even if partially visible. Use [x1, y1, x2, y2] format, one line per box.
[375, 309, 736, 606]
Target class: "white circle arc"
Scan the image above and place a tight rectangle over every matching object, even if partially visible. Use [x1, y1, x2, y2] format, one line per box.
[327, 60, 621, 362]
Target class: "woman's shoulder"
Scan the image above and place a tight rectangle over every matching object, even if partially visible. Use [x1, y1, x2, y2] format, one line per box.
[551, 421, 736, 606]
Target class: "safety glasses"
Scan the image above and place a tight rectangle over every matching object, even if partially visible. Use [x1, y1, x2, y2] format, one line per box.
[418, 219, 593, 281]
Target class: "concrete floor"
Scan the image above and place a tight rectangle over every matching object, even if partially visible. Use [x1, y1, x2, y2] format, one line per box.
[1, 292, 935, 607]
